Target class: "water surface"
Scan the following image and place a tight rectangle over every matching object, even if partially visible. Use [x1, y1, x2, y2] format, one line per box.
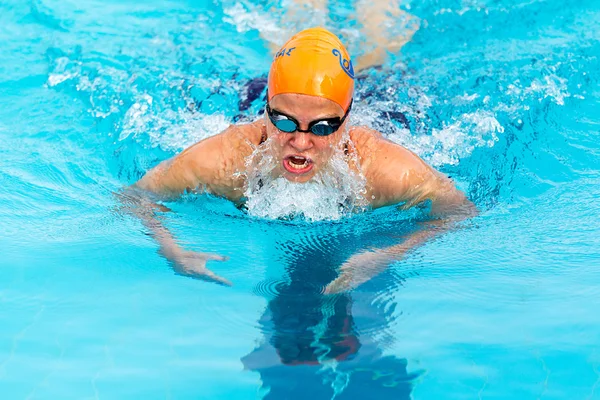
[1, 0, 600, 398]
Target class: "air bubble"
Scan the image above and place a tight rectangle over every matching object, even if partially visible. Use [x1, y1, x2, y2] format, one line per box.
[243, 138, 368, 221]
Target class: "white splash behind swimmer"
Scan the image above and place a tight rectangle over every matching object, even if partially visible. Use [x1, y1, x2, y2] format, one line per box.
[243, 133, 369, 221]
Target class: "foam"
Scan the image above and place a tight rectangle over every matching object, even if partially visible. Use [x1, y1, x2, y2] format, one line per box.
[526, 74, 570, 106]
[384, 111, 502, 167]
[119, 93, 231, 152]
[45, 51, 235, 153]
[223, 3, 286, 47]
[46, 56, 79, 87]
[243, 135, 368, 221]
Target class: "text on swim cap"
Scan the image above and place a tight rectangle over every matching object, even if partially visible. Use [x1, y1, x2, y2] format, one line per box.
[332, 49, 355, 79]
[275, 47, 296, 58]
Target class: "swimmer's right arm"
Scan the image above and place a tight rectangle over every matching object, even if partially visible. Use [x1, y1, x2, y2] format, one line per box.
[134, 122, 260, 199]
[118, 187, 232, 286]
[123, 121, 263, 285]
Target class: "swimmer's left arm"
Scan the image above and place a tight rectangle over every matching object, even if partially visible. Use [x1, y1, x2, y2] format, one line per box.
[324, 215, 470, 294]
[325, 131, 477, 294]
[359, 133, 473, 213]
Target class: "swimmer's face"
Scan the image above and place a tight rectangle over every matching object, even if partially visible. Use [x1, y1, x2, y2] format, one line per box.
[265, 93, 348, 183]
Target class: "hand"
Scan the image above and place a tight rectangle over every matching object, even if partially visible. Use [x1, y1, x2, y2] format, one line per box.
[323, 272, 355, 295]
[171, 250, 232, 286]
[324, 251, 396, 295]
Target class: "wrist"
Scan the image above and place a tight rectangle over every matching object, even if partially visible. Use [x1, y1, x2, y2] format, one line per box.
[160, 243, 184, 261]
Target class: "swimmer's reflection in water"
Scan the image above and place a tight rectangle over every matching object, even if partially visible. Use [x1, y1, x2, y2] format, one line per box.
[242, 236, 418, 399]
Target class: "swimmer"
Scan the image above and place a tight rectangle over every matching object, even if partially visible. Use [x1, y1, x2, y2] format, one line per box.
[128, 27, 477, 292]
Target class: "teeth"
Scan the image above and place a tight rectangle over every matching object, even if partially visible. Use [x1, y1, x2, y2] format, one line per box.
[288, 159, 309, 170]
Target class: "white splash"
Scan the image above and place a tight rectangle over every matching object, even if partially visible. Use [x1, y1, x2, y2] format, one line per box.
[527, 74, 570, 106]
[386, 111, 503, 167]
[223, 3, 285, 47]
[507, 74, 570, 106]
[243, 136, 368, 221]
[120, 93, 231, 152]
[46, 57, 79, 87]
[452, 92, 480, 105]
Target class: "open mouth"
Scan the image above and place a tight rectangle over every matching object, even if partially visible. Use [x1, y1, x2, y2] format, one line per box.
[283, 155, 314, 175]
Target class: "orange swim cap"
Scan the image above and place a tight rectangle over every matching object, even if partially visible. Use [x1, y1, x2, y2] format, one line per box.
[267, 27, 354, 111]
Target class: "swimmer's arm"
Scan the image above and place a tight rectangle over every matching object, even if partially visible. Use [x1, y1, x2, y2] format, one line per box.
[325, 134, 477, 293]
[117, 187, 232, 286]
[135, 121, 262, 199]
[357, 133, 473, 212]
[324, 206, 476, 294]
[125, 123, 261, 285]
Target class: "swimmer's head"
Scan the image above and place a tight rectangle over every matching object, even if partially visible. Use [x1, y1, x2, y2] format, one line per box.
[267, 27, 354, 111]
[265, 28, 355, 183]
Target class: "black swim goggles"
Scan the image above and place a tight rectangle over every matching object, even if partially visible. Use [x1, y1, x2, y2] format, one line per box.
[265, 100, 353, 136]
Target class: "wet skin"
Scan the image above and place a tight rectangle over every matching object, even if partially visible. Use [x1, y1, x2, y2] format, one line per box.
[136, 93, 467, 213]
[132, 93, 475, 288]
[266, 94, 347, 183]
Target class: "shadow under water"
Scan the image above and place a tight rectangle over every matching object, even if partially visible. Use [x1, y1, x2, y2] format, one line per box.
[242, 226, 420, 399]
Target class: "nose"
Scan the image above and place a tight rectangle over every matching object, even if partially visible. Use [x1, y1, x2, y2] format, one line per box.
[289, 131, 313, 152]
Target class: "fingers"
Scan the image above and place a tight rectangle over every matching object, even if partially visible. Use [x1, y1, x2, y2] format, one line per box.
[205, 253, 229, 262]
[323, 273, 355, 295]
[188, 252, 228, 262]
[179, 263, 233, 287]
[202, 268, 233, 287]
[323, 284, 338, 295]
[174, 252, 232, 286]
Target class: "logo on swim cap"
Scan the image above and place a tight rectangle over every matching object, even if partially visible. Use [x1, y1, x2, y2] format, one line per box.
[275, 47, 296, 58]
[332, 49, 355, 79]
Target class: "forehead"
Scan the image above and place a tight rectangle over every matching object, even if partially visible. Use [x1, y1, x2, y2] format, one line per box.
[270, 93, 344, 119]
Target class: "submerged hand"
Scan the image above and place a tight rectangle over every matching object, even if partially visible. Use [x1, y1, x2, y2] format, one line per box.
[323, 272, 355, 295]
[324, 251, 397, 295]
[172, 250, 232, 286]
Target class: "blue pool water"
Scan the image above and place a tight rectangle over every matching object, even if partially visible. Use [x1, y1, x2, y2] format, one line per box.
[2, 0, 600, 398]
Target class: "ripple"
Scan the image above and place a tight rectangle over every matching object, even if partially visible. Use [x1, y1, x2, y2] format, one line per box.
[2, 0, 600, 397]
[253, 277, 287, 299]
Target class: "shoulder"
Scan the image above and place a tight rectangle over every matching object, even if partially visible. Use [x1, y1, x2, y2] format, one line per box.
[222, 119, 266, 149]
[349, 126, 428, 174]
[143, 120, 264, 197]
[181, 119, 265, 162]
[349, 126, 443, 208]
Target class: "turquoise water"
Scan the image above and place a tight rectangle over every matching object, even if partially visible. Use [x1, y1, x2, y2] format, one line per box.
[2, 0, 600, 398]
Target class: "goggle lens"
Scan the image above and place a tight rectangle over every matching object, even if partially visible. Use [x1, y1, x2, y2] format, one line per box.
[310, 121, 335, 136]
[274, 119, 298, 133]
[266, 100, 352, 137]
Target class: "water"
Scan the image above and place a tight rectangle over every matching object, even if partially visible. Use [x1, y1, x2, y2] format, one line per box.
[1, 0, 600, 398]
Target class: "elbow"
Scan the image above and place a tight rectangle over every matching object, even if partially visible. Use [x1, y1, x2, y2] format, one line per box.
[132, 174, 154, 194]
[132, 159, 173, 195]
[459, 197, 479, 219]
[430, 190, 478, 220]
